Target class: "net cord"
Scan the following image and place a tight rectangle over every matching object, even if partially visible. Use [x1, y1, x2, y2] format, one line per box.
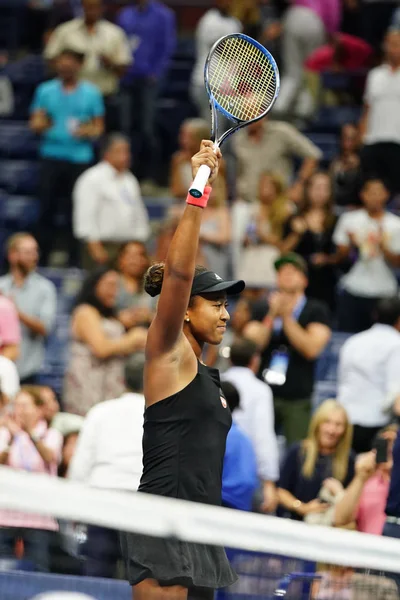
[1, 467, 400, 574]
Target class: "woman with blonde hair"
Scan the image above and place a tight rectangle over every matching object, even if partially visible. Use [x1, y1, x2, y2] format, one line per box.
[277, 399, 356, 521]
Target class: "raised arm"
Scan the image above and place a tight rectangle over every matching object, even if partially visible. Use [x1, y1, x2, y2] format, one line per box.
[146, 142, 220, 358]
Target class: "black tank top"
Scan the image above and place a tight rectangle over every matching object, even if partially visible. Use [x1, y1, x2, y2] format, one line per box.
[139, 361, 232, 506]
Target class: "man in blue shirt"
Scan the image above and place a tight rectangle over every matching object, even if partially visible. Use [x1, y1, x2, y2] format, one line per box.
[117, 0, 176, 183]
[221, 381, 258, 512]
[30, 48, 104, 265]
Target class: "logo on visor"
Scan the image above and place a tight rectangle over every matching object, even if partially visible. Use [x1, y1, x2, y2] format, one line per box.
[215, 274, 222, 281]
[220, 396, 227, 408]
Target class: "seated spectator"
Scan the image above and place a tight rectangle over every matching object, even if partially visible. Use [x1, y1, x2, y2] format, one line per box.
[44, 0, 132, 131]
[30, 48, 105, 266]
[305, 33, 373, 73]
[190, 0, 241, 121]
[63, 267, 147, 416]
[281, 172, 337, 310]
[332, 178, 400, 333]
[244, 253, 331, 444]
[39, 385, 60, 426]
[221, 381, 258, 512]
[199, 181, 231, 280]
[115, 241, 154, 328]
[277, 399, 355, 522]
[223, 338, 280, 513]
[73, 134, 150, 270]
[337, 298, 400, 453]
[58, 430, 81, 479]
[0, 234, 57, 385]
[0, 386, 63, 571]
[330, 123, 362, 209]
[68, 353, 146, 577]
[0, 295, 21, 362]
[237, 172, 290, 288]
[334, 426, 397, 534]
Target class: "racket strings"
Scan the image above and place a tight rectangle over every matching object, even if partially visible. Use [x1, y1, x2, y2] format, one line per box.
[208, 37, 277, 121]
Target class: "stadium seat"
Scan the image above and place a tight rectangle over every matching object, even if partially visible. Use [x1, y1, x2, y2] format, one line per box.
[306, 133, 339, 164]
[3, 54, 46, 86]
[0, 160, 39, 194]
[312, 106, 363, 132]
[0, 121, 38, 158]
[2, 195, 40, 229]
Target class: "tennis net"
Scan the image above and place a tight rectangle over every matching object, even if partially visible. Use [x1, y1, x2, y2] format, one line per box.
[0, 466, 399, 600]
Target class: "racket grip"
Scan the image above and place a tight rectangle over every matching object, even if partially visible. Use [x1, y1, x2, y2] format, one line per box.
[189, 164, 211, 199]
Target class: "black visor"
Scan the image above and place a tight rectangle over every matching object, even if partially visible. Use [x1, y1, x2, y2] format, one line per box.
[191, 271, 245, 297]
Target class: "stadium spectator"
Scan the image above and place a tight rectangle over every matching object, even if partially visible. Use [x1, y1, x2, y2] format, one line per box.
[190, 0, 242, 121]
[117, 0, 176, 183]
[0, 386, 63, 571]
[274, 0, 341, 119]
[221, 381, 258, 512]
[244, 253, 331, 444]
[73, 133, 150, 270]
[337, 298, 400, 453]
[0, 357, 19, 407]
[223, 338, 279, 513]
[277, 399, 355, 522]
[359, 28, 400, 194]
[0, 234, 57, 385]
[237, 172, 290, 289]
[58, 431, 81, 479]
[68, 353, 146, 577]
[280, 172, 337, 310]
[115, 241, 154, 329]
[0, 295, 21, 362]
[44, 0, 132, 131]
[383, 429, 400, 584]
[39, 385, 60, 426]
[30, 48, 104, 266]
[63, 267, 147, 416]
[332, 178, 400, 333]
[335, 427, 397, 534]
[330, 123, 362, 209]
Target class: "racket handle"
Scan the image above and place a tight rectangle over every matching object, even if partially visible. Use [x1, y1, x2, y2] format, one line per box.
[189, 164, 211, 199]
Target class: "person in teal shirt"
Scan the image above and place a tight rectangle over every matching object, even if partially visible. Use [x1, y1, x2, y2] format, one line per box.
[30, 48, 105, 265]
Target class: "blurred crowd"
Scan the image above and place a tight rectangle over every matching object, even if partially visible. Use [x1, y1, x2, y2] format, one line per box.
[1, 0, 400, 587]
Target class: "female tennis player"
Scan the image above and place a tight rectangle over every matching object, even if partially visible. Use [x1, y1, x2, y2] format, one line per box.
[121, 141, 244, 600]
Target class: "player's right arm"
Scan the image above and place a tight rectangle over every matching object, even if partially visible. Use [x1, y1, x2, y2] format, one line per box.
[146, 142, 221, 359]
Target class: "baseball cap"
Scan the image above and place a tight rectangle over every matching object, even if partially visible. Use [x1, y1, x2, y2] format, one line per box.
[274, 253, 308, 275]
[191, 271, 245, 296]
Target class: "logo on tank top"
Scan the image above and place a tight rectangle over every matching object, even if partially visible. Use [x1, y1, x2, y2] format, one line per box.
[220, 395, 227, 408]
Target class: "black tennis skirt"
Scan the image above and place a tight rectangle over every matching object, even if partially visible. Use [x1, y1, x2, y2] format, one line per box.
[120, 531, 238, 590]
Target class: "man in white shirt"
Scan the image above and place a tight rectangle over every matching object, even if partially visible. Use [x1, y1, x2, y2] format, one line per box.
[73, 133, 150, 269]
[359, 28, 400, 194]
[222, 337, 280, 513]
[44, 0, 132, 130]
[337, 297, 400, 454]
[191, 0, 242, 121]
[333, 177, 400, 333]
[68, 352, 145, 577]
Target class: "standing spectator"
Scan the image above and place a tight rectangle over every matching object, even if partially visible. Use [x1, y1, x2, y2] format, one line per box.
[333, 178, 400, 333]
[223, 338, 280, 514]
[0, 295, 21, 362]
[0, 387, 63, 571]
[221, 381, 258, 512]
[190, 0, 242, 121]
[244, 253, 331, 444]
[68, 353, 146, 577]
[63, 267, 147, 416]
[30, 48, 105, 266]
[44, 0, 132, 131]
[117, 0, 176, 184]
[337, 298, 400, 453]
[360, 28, 400, 194]
[277, 399, 355, 522]
[280, 172, 337, 310]
[330, 123, 362, 209]
[274, 0, 341, 119]
[0, 234, 57, 385]
[73, 134, 150, 270]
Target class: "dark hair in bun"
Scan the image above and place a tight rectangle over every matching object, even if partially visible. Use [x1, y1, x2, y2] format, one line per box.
[144, 263, 208, 298]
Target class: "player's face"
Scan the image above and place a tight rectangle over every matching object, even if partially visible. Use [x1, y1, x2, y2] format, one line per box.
[118, 242, 149, 278]
[95, 270, 119, 308]
[307, 173, 331, 209]
[187, 292, 230, 345]
[361, 180, 389, 213]
[318, 409, 346, 451]
[276, 264, 307, 294]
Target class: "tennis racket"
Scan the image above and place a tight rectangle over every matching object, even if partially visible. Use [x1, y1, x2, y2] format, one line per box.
[189, 33, 280, 199]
